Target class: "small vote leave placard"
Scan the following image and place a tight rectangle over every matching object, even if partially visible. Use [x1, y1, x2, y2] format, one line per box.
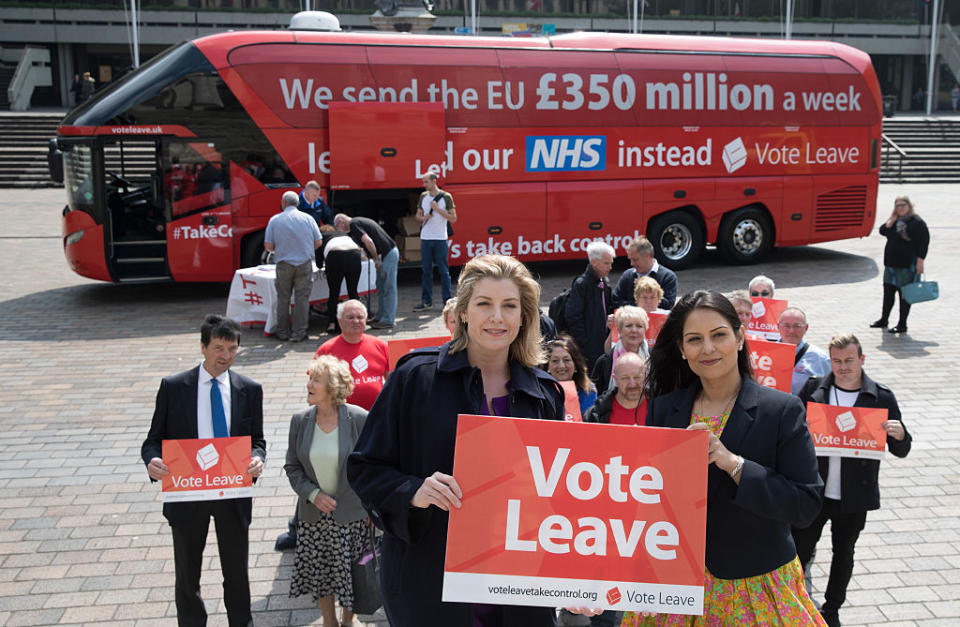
[745, 337, 794, 393]
[805, 402, 888, 460]
[559, 380, 583, 422]
[646, 311, 668, 347]
[161, 436, 253, 502]
[443, 415, 708, 614]
[387, 336, 449, 371]
[747, 297, 788, 341]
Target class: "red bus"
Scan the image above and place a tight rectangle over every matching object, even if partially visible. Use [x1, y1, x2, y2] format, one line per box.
[57, 28, 881, 282]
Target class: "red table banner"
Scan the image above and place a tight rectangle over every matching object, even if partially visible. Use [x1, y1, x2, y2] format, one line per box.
[161, 436, 253, 502]
[443, 415, 708, 614]
[386, 336, 449, 371]
[747, 297, 788, 341]
[745, 337, 794, 393]
[646, 311, 669, 348]
[805, 402, 888, 460]
[559, 380, 583, 422]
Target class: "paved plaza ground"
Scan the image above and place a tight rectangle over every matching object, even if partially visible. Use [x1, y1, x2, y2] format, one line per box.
[0, 184, 958, 626]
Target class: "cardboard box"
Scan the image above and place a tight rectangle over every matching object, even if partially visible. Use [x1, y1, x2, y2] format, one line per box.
[399, 215, 420, 236]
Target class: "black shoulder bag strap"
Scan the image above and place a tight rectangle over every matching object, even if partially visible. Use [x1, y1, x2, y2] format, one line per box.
[433, 192, 454, 237]
[794, 342, 810, 366]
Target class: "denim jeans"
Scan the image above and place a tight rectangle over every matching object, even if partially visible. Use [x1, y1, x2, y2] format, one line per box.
[420, 238, 452, 306]
[376, 246, 399, 325]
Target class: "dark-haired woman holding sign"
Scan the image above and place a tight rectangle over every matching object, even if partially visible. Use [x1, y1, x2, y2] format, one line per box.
[622, 290, 825, 626]
[347, 255, 564, 627]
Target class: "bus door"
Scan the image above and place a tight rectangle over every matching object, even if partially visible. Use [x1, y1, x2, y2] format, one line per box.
[162, 138, 233, 281]
[328, 102, 445, 189]
[100, 137, 166, 281]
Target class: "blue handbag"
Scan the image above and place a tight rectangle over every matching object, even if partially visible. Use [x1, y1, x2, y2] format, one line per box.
[901, 274, 939, 304]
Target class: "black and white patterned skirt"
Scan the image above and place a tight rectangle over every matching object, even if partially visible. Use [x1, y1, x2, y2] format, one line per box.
[290, 512, 368, 607]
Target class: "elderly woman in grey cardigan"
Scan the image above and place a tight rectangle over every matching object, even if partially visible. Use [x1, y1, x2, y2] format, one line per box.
[285, 355, 368, 627]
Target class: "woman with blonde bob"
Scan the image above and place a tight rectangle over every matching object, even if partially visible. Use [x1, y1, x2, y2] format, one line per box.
[594, 305, 650, 393]
[348, 254, 564, 627]
[285, 355, 369, 627]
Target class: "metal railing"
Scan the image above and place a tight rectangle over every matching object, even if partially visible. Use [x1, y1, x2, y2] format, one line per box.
[881, 133, 908, 183]
[7, 46, 51, 112]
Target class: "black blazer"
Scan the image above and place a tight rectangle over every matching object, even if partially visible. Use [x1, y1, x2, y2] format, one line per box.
[141, 366, 266, 526]
[798, 372, 911, 513]
[347, 343, 563, 627]
[646, 377, 822, 579]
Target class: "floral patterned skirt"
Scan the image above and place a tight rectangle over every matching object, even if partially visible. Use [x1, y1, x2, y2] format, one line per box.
[289, 514, 367, 608]
[620, 556, 825, 627]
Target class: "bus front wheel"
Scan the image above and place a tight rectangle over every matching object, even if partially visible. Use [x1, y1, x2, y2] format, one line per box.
[717, 207, 774, 264]
[648, 211, 704, 270]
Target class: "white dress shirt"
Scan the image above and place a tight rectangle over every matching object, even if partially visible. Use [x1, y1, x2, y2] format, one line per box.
[824, 386, 860, 500]
[197, 364, 231, 438]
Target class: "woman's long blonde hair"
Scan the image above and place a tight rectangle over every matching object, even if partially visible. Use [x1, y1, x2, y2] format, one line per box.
[448, 255, 544, 368]
[894, 195, 917, 218]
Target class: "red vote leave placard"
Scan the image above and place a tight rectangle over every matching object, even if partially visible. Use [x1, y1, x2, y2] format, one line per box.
[747, 297, 788, 341]
[386, 336, 449, 371]
[443, 415, 708, 614]
[646, 311, 668, 347]
[745, 337, 794, 393]
[805, 402, 888, 460]
[161, 436, 253, 502]
[559, 380, 583, 422]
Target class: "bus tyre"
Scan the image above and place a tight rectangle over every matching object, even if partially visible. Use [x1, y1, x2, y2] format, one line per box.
[241, 231, 267, 268]
[717, 207, 774, 264]
[648, 211, 704, 270]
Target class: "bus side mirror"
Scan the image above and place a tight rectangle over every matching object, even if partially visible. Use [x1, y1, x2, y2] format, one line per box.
[47, 138, 64, 185]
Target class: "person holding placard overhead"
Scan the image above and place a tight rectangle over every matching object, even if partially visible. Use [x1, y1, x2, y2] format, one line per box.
[792, 333, 911, 627]
[621, 290, 824, 626]
[347, 254, 564, 627]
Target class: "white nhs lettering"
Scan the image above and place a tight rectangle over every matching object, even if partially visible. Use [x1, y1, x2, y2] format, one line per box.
[526, 136, 605, 172]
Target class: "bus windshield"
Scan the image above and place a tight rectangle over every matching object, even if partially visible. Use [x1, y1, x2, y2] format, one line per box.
[63, 142, 98, 220]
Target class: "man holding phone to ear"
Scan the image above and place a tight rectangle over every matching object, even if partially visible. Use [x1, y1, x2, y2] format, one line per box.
[413, 172, 456, 312]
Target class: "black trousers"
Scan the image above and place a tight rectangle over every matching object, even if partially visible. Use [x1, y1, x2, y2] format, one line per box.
[881, 283, 912, 327]
[324, 249, 362, 330]
[792, 498, 867, 613]
[171, 499, 252, 627]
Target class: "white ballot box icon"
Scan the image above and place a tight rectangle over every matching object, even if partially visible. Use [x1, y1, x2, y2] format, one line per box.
[835, 411, 857, 433]
[196, 443, 220, 471]
[751, 300, 766, 318]
[723, 137, 748, 173]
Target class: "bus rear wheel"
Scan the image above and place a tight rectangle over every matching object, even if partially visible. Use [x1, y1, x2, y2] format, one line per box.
[648, 211, 704, 270]
[717, 207, 774, 264]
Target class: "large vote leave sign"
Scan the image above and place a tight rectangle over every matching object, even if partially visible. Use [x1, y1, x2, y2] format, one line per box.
[443, 415, 708, 614]
[161, 436, 253, 502]
[806, 403, 888, 460]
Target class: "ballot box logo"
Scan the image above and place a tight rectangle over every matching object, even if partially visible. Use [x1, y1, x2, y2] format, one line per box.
[196, 443, 220, 471]
[606, 587, 622, 605]
[722, 137, 748, 173]
[835, 411, 857, 433]
[751, 300, 766, 318]
[352, 354, 369, 374]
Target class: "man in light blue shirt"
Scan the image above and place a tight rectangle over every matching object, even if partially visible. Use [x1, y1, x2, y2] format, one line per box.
[778, 306, 831, 395]
[265, 191, 321, 342]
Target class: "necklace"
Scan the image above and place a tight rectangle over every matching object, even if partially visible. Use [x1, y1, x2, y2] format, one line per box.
[698, 384, 740, 418]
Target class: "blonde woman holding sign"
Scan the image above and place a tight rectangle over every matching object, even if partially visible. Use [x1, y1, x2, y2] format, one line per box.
[347, 254, 564, 627]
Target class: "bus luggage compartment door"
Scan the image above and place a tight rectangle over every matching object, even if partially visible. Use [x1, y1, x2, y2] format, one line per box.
[328, 102, 445, 190]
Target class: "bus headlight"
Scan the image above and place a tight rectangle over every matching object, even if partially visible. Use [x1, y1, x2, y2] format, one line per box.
[65, 230, 85, 246]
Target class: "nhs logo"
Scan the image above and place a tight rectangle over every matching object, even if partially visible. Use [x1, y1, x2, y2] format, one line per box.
[525, 135, 606, 172]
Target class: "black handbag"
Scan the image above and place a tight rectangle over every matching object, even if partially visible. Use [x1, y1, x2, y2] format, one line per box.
[351, 522, 382, 615]
[433, 192, 454, 237]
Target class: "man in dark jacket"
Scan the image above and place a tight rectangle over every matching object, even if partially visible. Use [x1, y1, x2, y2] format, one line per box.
[583, 352, 647, 426]
[792, 333, 911, 627]
[298, 180, 333, 227]
[565, 241, 615, 368]
[612, 236, 678, 310]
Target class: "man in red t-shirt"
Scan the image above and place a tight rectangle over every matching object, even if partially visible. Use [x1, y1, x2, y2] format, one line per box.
[314, 299, 389, 411]
[583, 352, 647, 426]
[275, 299, 388, 551]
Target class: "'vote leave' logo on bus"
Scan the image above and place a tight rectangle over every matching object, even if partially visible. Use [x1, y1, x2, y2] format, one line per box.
[526, 135, 606, 172]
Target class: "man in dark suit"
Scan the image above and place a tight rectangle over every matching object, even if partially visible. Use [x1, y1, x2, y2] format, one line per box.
[612, 235, 678, 310]
[142, 315, 266, 627]
[792, 333, 910, 627]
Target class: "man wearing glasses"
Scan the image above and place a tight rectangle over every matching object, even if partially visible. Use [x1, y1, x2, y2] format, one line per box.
[778, 306, 831, 395]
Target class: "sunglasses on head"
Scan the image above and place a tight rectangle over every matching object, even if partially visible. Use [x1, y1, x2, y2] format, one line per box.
[751, 290, 771, 297]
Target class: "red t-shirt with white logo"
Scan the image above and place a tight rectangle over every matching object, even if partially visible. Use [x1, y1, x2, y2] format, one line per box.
[314, 334, 389, 410]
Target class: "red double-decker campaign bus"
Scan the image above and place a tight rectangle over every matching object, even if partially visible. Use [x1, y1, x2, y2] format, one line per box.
[56, 27, 881, 282]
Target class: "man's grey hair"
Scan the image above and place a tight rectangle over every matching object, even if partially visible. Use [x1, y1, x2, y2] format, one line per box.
[779, 306, 807, 323]
[333, 213, 351, 228]
[337, 299, 367, 319]
[282, 191, 299, 207]
[626, 236, 655, 256]
[586, 240, 616, 261]
[748, 274, 776, 293]
[304, 180, 321, 191]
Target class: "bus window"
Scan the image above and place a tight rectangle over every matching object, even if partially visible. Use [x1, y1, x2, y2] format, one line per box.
[163, 140, 228, 217]
[63, 143, 97, 220]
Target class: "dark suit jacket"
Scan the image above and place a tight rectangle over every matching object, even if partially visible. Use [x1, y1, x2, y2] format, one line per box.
[646, 377, 822, 579]
[612, 265, 678, 310]
[284, 403, 368, 524]
[141, 365, 266, 527]
[565, 264, 613, 368]
[798, 372, 911, 513]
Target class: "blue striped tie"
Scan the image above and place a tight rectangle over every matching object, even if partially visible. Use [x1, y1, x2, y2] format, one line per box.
[210, 378, 229, 438]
